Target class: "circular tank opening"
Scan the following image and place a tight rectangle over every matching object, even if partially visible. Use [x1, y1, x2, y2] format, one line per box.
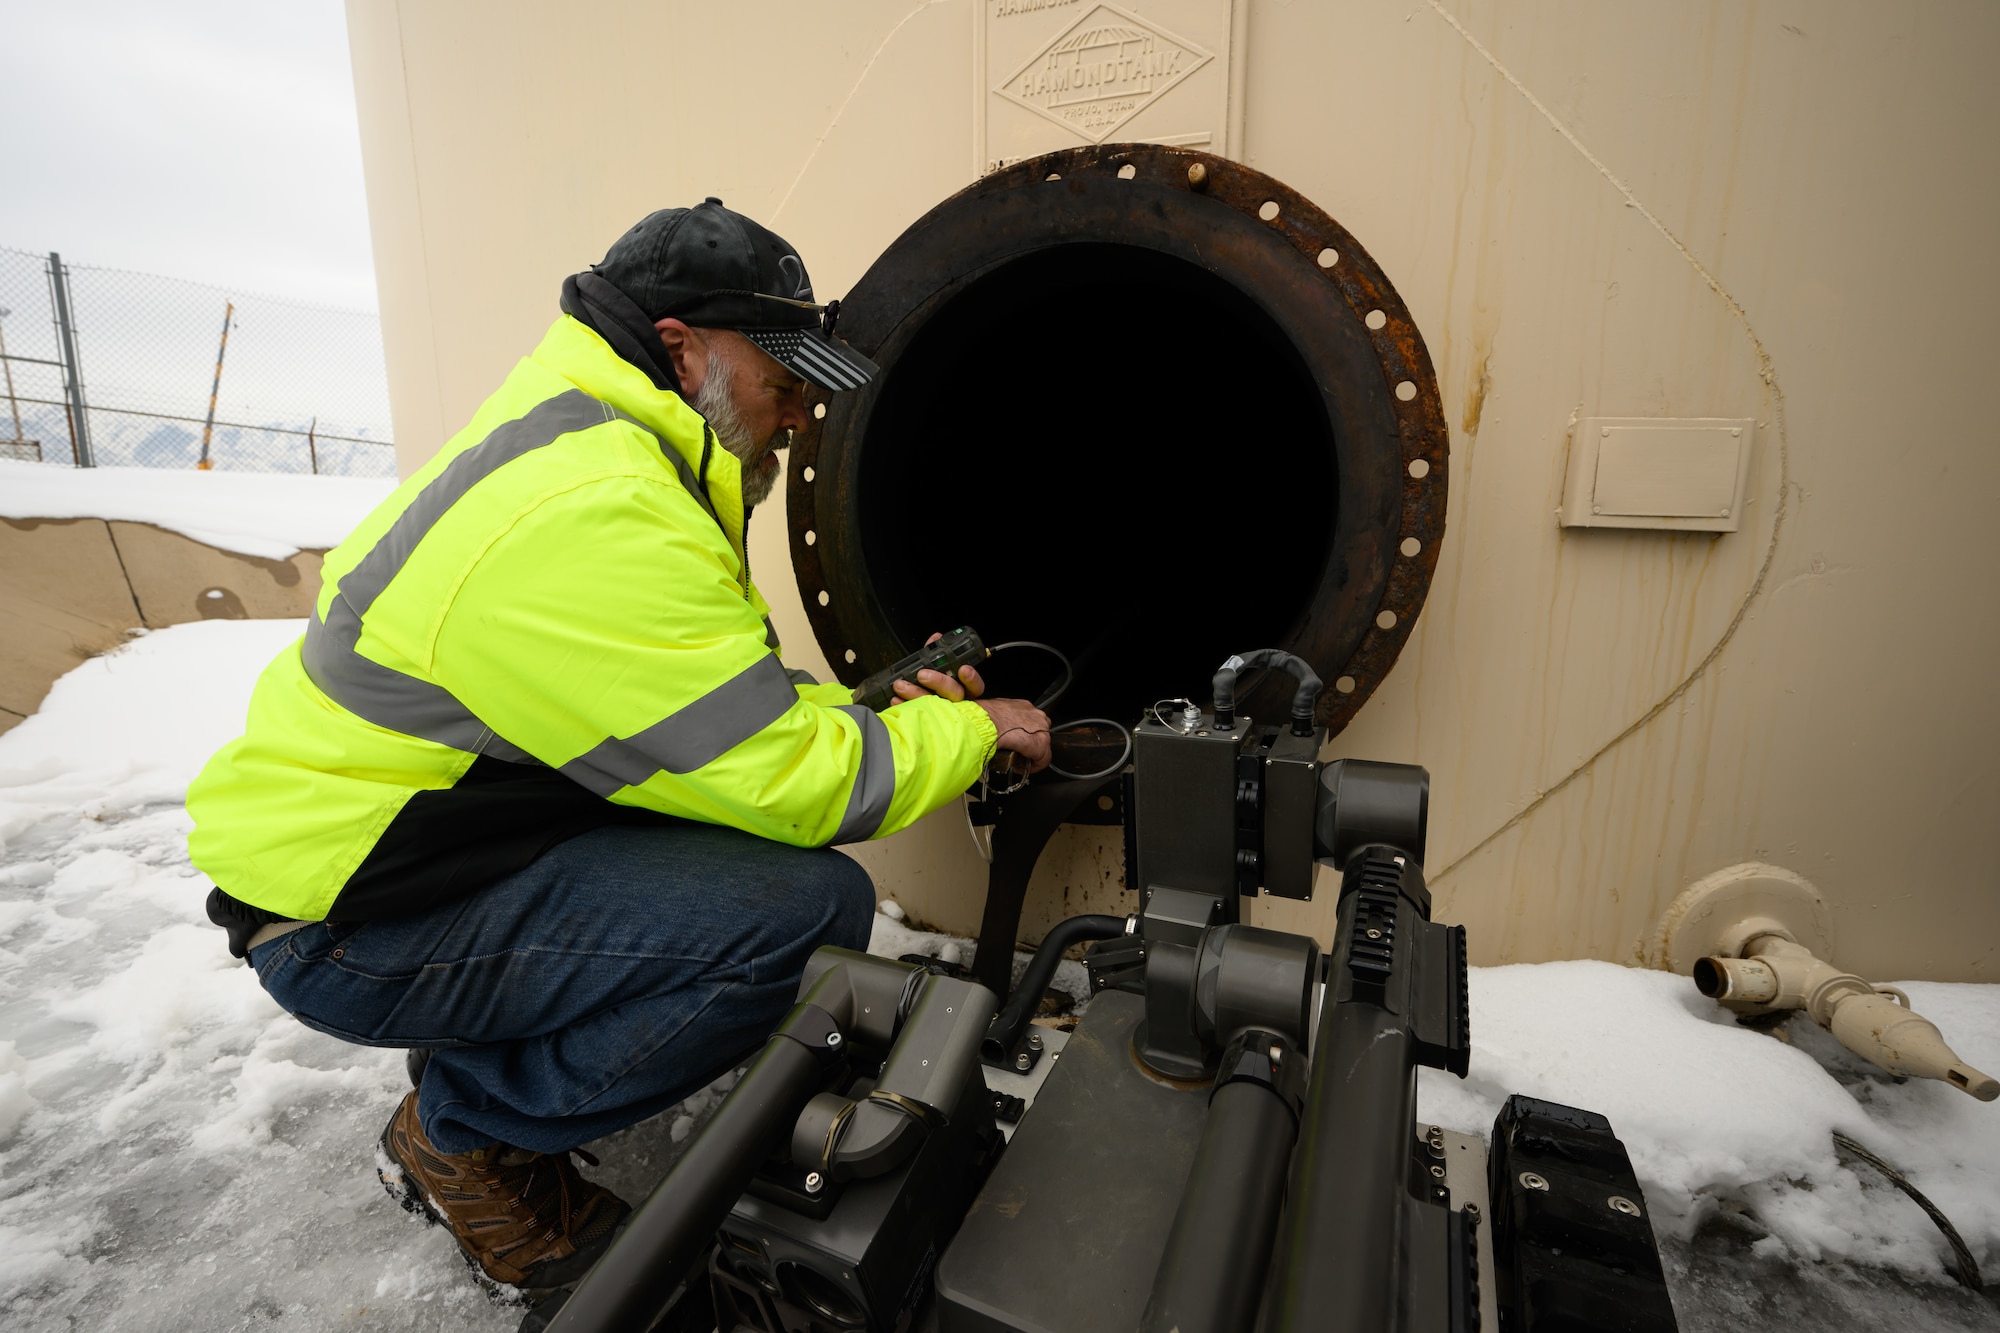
[855, 243, 1338, 721]
[791, 146, 1448, 738]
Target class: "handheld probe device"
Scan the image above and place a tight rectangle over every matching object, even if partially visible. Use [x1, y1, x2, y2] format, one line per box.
[851, 627, 991, 712]
[853, 629, 1130, 794]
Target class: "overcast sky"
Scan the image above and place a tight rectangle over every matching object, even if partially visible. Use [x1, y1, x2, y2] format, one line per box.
[0, 0, 377, 310]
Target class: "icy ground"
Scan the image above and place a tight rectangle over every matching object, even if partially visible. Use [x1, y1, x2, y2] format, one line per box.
[0, 622, 1994, 1330]
[0, 459, 394, 560]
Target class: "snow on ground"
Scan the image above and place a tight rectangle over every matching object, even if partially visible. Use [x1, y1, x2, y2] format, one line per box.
[0, 620, 526, 1330]
[1417, 963, 2000, 1284]
[0, 621, 1994, 1330]
[0, 458, 394, 560]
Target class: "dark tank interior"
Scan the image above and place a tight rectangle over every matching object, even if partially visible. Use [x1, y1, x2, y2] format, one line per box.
[854, 243, 1340, 723]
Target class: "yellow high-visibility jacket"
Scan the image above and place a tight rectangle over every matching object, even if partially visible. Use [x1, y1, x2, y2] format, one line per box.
[186, 316, 995, 922]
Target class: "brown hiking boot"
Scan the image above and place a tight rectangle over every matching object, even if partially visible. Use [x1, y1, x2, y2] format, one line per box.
[377, 1089, 630, 1291]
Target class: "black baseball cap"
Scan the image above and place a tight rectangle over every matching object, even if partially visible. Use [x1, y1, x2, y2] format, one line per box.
[592, 199, 878, 392]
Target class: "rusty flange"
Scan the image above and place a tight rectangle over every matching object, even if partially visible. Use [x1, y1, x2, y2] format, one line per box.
[788, 142, 1447, 736]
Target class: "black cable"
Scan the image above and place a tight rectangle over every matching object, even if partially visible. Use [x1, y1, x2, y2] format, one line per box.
[986, 640, 1073, 710]
[1213, 648, 1323, 734]
[1833, 1131, 1985, 1291]
[981, 641, 1130, 782]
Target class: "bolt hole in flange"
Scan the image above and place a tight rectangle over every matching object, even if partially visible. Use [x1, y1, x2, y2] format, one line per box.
[790, 145, 1448, 732]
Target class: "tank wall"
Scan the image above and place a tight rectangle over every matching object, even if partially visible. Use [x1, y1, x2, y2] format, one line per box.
[346, 0, 2000, 979]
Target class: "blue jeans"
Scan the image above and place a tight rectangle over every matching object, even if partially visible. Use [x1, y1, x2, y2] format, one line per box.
[250, 823, 876, 1155]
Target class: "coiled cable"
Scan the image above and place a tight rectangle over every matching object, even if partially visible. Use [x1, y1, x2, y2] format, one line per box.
[1045, 718, 1132, 781]
[979, 641, 1129, 781]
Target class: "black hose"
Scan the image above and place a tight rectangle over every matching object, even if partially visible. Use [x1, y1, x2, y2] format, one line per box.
[980, 913, 1128, 1063]
[1211, 649, 1323, 735]
[987, 640, 1073, 710]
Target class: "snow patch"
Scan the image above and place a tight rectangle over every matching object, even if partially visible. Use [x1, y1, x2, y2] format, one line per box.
[867, 910, 974, 964]
[0, 622, 520, 1330]
[0, 458, 392, 559]
[1417, 959, 2000, 1278]
[0, 1043, 34, 1144]
[0, 618, 302, 850]
[192, 1048, 388, 1152]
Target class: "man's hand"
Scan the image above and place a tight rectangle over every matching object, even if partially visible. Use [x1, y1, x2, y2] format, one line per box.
[885, 630, 1046, 771]
[888, 631, 987, 705]
[974, 697, 1052, 773]
[888, 666, 984, 704]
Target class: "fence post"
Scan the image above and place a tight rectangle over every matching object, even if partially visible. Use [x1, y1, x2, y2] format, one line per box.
[307, 415, 319, 474]
[0, 305, 38, 453]
[47, 253, 94, 468]
[197, 300, 235, 471]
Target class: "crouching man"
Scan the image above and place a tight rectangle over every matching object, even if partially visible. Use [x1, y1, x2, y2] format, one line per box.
[186, 201, 1050, 1294]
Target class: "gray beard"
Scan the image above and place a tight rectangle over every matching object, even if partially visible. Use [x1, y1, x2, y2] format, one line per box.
[691, 342, 783, 509]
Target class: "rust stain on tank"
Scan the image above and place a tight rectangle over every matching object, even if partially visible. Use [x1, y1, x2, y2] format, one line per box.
[1460, 350, 1493, 439]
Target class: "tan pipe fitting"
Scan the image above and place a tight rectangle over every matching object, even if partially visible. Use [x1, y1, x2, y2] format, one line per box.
[1695, 934, 1998, 1101]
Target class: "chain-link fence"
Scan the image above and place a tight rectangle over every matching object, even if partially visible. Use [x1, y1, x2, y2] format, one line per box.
[0, 245, 395, 477]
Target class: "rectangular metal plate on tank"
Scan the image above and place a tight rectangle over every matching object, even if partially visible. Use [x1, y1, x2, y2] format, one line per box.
[1559, 417, 1755, 532]
[936, 990, 1211, 1333]
[981, 1023, 1069, 1143]
[974, 0, 1243, 176]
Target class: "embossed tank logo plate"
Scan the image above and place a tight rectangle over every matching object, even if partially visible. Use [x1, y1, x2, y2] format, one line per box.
[997, 3, 1214, 144]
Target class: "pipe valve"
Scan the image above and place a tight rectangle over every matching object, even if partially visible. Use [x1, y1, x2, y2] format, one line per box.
[1695, 935, 1997, 1101]
[1659, 864, 1997, 1101]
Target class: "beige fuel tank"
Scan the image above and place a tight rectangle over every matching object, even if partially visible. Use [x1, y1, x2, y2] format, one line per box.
[345, 0, 1999, 981]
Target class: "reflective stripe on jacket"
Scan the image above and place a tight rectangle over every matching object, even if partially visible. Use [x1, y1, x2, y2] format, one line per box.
[185, 315, 996, 921]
